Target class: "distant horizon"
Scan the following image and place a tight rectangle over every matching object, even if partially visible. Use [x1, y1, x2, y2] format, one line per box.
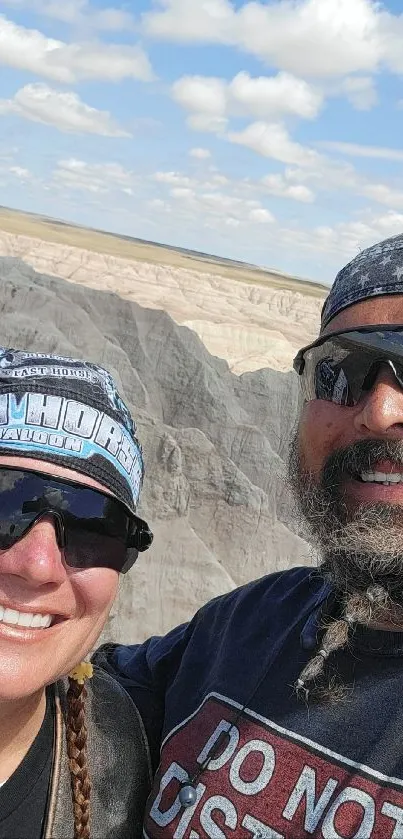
[0, 203, 331, 293]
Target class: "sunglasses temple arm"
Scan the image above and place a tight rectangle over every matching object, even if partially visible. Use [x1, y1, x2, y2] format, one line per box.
[128, 517, 153, 552]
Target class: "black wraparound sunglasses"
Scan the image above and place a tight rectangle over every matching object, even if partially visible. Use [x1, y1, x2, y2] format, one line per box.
[0, 466, 153, 574]
[293, 324, 403, 407]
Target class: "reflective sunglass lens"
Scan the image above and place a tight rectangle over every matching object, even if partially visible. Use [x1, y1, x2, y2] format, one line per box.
[0, 467, 152, 572]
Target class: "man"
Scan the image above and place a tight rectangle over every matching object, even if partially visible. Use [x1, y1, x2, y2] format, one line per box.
[0, 348, 153, 839]
[107, 232, 403, 839]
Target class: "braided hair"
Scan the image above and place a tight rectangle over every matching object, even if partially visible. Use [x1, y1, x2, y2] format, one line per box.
[295, 586, 389, 703]
[66, 663, 94, 839]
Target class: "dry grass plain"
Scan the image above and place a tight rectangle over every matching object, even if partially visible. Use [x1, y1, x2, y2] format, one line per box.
[0, 205, 327, 296]
[0, 205, 328, 373]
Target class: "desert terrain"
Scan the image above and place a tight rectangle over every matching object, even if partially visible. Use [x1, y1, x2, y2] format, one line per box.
[0, 207, 329, 642]
[0, 206, 327, 373]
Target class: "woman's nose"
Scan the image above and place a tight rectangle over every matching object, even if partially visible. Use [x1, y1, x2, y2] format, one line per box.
[0, 516, 67, 587]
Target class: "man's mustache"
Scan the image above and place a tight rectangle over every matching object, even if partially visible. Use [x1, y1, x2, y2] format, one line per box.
[322, 440, 403, 488]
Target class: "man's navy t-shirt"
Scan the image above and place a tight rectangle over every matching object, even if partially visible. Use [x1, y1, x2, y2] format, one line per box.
[110, 567, 403, 839]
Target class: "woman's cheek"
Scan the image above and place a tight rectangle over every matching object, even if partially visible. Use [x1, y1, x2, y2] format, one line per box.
[73, 568, 119, 617]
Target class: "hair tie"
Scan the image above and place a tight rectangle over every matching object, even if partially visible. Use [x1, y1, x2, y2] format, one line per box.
[69, 662, 94, 686]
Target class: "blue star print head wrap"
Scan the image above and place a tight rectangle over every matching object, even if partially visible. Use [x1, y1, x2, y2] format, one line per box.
[321, 233, 403, 330]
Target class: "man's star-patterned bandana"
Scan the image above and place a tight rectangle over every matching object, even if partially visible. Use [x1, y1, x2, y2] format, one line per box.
[321, 234, 403, 330]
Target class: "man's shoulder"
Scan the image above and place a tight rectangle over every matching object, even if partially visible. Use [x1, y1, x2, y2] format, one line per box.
[196, 566, 327, 630]
[100, 567, 328, 697]
[203, 565, 323, 609]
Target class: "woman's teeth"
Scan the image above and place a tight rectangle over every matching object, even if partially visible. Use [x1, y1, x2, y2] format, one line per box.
[361, 471, 403, 485]
[0, 606, 52, 629]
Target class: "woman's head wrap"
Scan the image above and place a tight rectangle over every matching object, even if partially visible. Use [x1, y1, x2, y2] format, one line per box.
[0, 348, 143, 513]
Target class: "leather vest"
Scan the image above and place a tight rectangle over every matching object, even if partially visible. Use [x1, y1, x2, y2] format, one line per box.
[44, 666, 152, 838]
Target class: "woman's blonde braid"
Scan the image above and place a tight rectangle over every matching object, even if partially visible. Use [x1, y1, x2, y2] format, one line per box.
[66, 662, 94, 839]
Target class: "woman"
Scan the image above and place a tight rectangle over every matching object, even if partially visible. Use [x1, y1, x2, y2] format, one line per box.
[0, 346, 153, 839]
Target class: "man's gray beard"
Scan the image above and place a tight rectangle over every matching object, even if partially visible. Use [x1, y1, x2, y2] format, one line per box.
[287, 430, 403, 606]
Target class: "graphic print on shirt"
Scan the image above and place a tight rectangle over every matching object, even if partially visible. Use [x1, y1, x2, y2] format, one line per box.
[144, 692, 403, 839]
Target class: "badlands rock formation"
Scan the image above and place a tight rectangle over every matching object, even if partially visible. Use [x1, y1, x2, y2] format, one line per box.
[0, 225, 325, 373]
[0, 254, 324, 644]
[0, 213, 329, 643]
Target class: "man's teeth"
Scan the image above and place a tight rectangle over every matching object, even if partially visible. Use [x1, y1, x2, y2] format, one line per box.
[361, 471, 403, 485]
[0, 606, 52, 629]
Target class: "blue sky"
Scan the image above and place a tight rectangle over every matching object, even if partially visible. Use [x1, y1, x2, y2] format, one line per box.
[1, 0, 403, 284]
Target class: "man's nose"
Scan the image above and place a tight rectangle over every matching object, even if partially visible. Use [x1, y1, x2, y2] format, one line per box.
[0, 516, 67, 587]
[354, 363, 403, 436]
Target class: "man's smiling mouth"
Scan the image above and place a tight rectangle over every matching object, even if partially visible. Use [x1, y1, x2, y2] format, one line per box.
[358, 470, 403, 485]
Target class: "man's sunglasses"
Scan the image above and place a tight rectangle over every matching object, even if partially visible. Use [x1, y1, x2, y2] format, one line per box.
[293, 325, 403, 407]
[0, 466, 153, 574]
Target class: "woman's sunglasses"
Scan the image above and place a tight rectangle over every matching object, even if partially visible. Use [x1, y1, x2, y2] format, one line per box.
[0, 466, 153, 574]
[293, 325, 403, 407]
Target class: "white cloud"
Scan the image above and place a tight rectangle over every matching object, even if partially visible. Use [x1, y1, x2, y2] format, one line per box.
[249, 207, 275, 224]
[143, 0, 382, 79]
[318, 140, 403, 162]
[170, 186, 194, 200]
[337, 76, 378, 110]
[9, 165, 31, 179]
[155, 169, 233, 194]
[172, 76, 227, 116]
[220, 208, 403, 268]
[284, 158, 358, 192]
[189, 147, 211, 159]
[187, 113, 228, 133]
[172, 70, 323, 123]
[153, 166, 311, 208]
[229, 71, 323, 119]
[283, 151, 403, 212]
[0, 13, 154, 83]
[227, 122, 320, 167]
[360, 183, 403, 210]
[144, 0, 403, 94]
[0, 84, 130, 136]
[192, 189, 275, 225]
[207, 173, 229, 186]
[150, 166, 276, 229]
[262, 173, 315, 203]
[153, 171, 194, 187]
[53, 158, 135, 193]
[143, 0, 233, 44]
[379, 14, 403, 75]
[148, 197, 170, 212]
[1, 0, 135, 29]
[34, 0, 135, 30]
[307, 211, 403, 257]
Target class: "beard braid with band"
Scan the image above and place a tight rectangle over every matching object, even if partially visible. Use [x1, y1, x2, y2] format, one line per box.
[287, 432, 403, 702]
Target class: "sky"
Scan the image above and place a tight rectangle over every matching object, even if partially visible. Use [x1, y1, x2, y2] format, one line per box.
[1, 1, 403, 284]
